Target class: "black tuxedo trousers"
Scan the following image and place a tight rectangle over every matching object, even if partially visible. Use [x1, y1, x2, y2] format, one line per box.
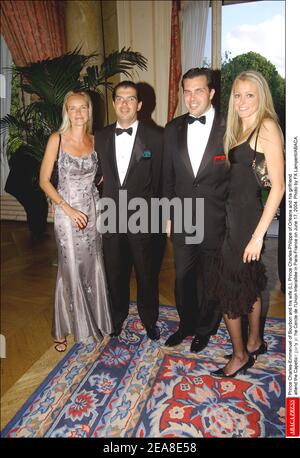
[102, 233, 159, 330]
[172, 238, 222, 335]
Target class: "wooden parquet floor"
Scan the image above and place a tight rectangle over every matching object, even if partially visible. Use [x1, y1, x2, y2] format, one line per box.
[0, 221, 285, 429]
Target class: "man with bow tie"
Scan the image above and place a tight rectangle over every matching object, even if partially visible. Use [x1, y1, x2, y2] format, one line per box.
[94, 81, 163, 340]
[163, 67, 229, 352]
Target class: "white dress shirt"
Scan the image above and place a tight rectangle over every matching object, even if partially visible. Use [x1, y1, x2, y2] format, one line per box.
[115, 120, 139, 185]
[187, 105, 215, 177]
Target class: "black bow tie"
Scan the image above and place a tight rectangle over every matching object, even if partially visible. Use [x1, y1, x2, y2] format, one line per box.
[187, 115, 206, 125]
[115, 127, 133, 136]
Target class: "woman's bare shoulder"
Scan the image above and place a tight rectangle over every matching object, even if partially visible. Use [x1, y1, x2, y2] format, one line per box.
[260, 118, 280, 137]
[258, 118, 283, 155]
[48, 132, 61, 144]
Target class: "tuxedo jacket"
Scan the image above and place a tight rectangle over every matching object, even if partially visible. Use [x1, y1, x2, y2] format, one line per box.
[163, 111, 229, 248]
[94, 122, 163, 233]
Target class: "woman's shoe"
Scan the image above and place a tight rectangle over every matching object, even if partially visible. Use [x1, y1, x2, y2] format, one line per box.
[54, 339, 67, 352]
[249, 341, 268, 359]
[224, 341, 268, 360]
[211, 355, 255, 378]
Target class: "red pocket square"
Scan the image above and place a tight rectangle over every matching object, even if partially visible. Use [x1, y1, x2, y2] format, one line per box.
[214, 155, 226, 161]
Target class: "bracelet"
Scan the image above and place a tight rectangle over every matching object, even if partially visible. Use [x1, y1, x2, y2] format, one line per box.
[252, 234, 263, 243]
[57, 198, 66, 207]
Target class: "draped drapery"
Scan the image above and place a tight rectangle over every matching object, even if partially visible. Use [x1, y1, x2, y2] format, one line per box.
[167, 0, 182, 122]
[0, 0, 66, 66]
[0, 1, 66, 194]
[168, 0, 209, 120]
[181, 0, 209, 75]
[0, 34, 12, 194]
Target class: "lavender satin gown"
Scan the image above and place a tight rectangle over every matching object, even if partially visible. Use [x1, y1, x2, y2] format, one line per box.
[52, 146, 113, 343]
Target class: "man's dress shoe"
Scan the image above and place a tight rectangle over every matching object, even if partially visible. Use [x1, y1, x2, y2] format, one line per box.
[164, 330, 190, 347]
[146, 325, 160, 341]
[190, 334, 210, 353]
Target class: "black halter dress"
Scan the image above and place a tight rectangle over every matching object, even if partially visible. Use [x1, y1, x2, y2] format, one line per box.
[214, 130, 267, 318]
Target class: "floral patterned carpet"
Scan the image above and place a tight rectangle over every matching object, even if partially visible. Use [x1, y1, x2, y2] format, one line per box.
[2, 304, 286, 438]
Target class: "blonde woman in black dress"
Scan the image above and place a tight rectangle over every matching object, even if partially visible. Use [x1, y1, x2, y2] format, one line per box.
[212, 71, 285, 377]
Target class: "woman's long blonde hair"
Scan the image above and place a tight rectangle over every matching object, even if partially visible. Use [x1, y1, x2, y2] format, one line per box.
[58, 91, 93, 134]
[224, 70, 279, 157]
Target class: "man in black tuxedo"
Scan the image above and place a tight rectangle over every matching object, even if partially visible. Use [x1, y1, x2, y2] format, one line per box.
[163, 67, 229, 352]
[95, 81, 163, 340]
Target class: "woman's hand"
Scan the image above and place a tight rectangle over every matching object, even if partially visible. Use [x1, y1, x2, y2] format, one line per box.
[62, 204, 88, 229]
[243, 237, 263, 263]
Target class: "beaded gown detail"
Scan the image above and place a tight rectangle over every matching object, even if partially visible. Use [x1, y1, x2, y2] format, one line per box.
[53, 146, 113, 342]
[214, 131, 267, 318]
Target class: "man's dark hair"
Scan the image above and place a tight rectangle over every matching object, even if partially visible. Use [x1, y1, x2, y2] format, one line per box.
[112, 81, 140, 101]
[181, 67, 215, 92]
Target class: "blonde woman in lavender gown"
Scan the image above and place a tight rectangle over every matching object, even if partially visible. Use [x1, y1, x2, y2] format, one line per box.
[40, 91, 113, 351]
